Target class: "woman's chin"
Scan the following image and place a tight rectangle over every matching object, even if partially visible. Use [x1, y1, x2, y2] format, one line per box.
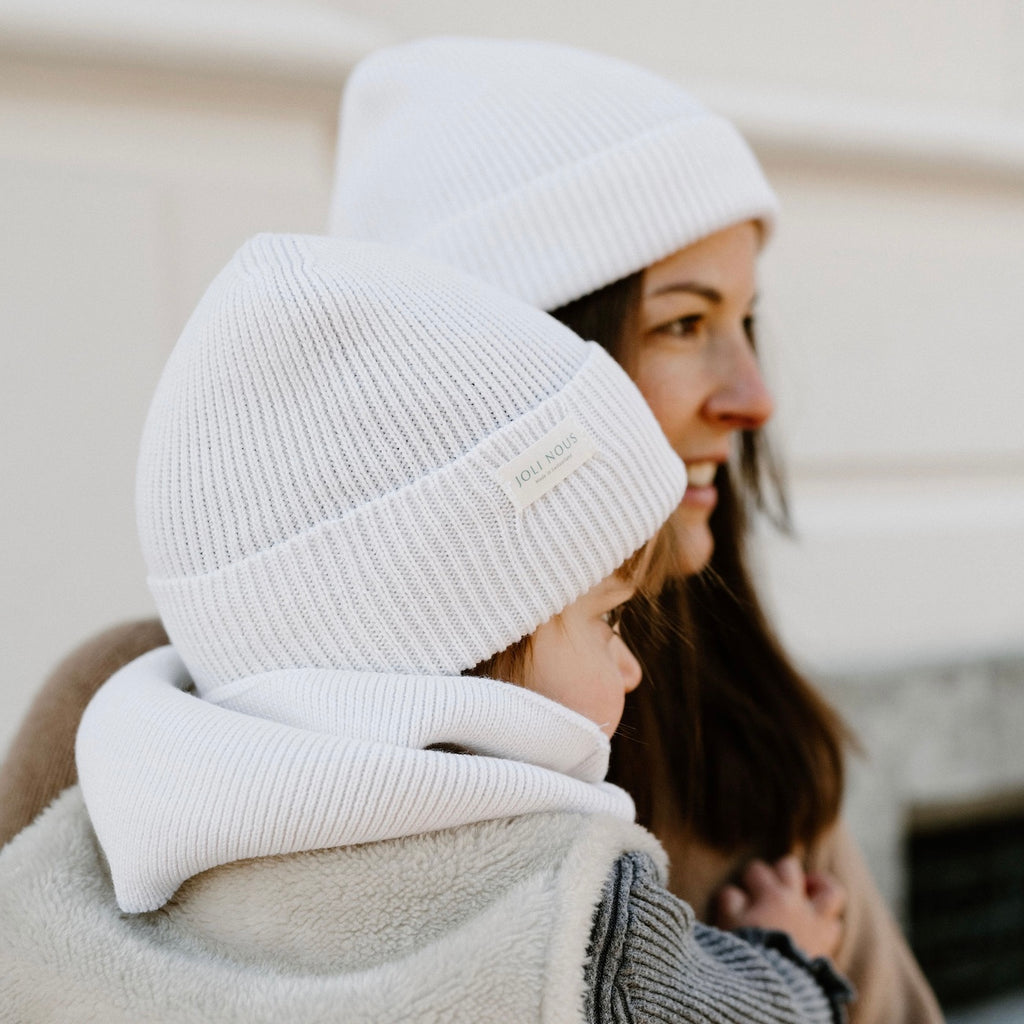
[671, 513, 714, 577]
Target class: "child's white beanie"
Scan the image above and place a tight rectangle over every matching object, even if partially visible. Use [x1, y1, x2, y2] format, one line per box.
[329, 37, 779, 311]
[137, 234, 687, 693]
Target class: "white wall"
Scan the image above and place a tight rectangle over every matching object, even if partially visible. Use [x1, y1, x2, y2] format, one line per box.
[757, 158, 1024, 671]
[0, 8, 357, 750]
[2, 1, 1023, 787]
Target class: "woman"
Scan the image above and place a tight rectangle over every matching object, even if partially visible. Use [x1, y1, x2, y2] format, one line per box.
[328, 41, 940, 1021]
[0, 37, 941, 1024]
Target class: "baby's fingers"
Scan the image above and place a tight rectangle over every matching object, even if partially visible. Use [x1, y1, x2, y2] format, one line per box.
[738, 858, 781, 899]
[807, 870, 847, 920]
[772, 855, 805, 891]
[715, 884, 751, 929]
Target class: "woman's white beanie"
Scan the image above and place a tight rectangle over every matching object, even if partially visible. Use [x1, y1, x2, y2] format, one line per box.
[137, 234, 687, 693]
[329, 37, 779, 311]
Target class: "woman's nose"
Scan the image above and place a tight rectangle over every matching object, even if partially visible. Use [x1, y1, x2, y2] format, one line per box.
[704, 335, 774, 430]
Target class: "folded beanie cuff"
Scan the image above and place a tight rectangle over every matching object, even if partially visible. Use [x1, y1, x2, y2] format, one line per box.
[149, 344, 687, 692]
[408, 114, 778, 310]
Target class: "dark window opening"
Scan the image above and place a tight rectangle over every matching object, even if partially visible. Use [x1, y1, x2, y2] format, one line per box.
[907, 793, 1024, 1011]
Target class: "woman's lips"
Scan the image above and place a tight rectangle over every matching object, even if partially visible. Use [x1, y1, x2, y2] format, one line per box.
[682, 460, 720, 510]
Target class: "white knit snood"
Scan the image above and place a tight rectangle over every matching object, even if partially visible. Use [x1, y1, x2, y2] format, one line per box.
[76, 647, 635, 914]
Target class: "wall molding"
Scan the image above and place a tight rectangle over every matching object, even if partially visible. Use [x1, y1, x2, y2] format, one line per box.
[2, 5, 1022, 179]
[699, 81, 1024, 183]
[0, 0, 392, 84]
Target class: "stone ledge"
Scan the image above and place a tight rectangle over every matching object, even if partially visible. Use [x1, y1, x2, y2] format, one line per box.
[818, 653, 1024, 917]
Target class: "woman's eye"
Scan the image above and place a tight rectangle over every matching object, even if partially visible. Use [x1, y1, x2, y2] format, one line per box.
[743, 313, 757, 345]
[657, 314, 703, 338]
[601, 606, 624, 632]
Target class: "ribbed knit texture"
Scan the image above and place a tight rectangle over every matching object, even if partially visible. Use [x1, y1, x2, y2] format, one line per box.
[76, 646, 636, 913]
[137, 234, 687, 691]
[585, 852, 853, 1024]
[330, 37, 779, 310]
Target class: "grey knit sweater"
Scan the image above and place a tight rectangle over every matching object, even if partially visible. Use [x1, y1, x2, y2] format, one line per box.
[586, 852, 852, 1024]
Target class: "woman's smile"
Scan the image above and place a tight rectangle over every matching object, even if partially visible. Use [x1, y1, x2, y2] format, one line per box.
[681, 459, 722, 510]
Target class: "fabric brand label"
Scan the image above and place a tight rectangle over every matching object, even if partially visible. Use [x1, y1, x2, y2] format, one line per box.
[496, 417, 597, 511]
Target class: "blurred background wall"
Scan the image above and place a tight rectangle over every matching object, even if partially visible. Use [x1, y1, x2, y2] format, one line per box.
[2, 1, 1023, 1015]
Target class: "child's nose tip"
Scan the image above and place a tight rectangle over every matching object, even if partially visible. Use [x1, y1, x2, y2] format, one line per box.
[621, 647, 643, 693]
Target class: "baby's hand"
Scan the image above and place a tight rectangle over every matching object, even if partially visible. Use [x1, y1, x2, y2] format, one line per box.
[713, 855, 845, 960]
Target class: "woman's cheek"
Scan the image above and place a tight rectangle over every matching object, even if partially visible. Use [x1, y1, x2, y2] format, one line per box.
[636, 357, 701, 446]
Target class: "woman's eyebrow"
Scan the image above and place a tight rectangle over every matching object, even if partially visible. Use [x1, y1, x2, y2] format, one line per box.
[646, 282, 723, 303]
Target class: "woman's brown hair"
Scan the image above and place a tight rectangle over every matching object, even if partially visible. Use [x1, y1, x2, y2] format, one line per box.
[550, 272, 850, 861]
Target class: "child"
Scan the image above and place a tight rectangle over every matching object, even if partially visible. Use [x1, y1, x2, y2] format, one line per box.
[0, 235, 850, 1022]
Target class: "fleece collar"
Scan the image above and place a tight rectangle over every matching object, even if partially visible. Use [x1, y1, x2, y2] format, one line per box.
[76, 646, 634, 912]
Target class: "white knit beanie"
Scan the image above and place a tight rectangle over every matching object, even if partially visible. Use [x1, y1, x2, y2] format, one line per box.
[329, 37, 779, 311]
[137, 234, 687, 693]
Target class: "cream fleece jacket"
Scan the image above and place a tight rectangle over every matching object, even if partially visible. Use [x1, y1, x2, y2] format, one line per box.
[0, 787, 850, 1023]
